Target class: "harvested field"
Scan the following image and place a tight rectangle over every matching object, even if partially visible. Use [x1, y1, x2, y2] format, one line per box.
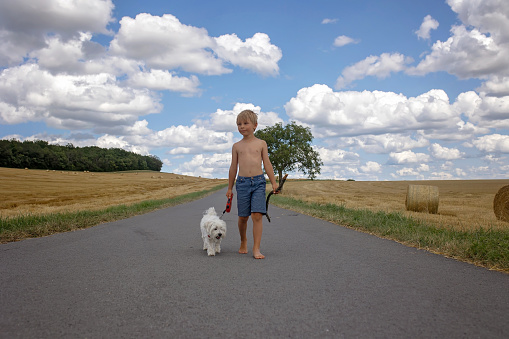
[2, 167, 508, 232]
[0, 168, 227, 218]
[281, 179, 509, 232]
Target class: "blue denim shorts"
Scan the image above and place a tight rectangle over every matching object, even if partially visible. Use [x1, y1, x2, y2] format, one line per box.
[235, 174, 267, 217]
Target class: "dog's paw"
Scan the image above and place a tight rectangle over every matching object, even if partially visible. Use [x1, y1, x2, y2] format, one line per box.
[207, 251, 216, 256]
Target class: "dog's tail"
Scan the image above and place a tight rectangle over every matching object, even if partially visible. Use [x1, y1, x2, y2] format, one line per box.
[204, 207, 216, 216]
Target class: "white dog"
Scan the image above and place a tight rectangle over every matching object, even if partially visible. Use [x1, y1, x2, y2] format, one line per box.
[200, 207, 227, 256]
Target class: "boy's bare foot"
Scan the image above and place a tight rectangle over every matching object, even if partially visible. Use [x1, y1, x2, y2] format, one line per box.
[253, 251, 265, 259]
[239, 241, 248, 254]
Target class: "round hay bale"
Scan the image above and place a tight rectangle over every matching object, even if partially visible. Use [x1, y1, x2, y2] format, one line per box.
[493, 185, 509, 222]
[405, 185, 439, 214]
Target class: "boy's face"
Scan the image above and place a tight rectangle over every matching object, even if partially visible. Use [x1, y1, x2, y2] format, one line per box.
[237, 119, 257, 136]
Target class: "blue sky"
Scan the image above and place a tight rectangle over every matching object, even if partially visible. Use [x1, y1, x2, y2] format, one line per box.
[1, 0, 509, 180]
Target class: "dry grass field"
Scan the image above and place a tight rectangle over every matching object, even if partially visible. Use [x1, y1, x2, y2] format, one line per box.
[0, 168, 227, 218]
[282, 179, 509, 232]
[1, 167, 508, 233]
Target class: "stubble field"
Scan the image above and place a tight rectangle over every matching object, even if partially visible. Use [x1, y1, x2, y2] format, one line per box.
[281, 179, 509, 232]
[2, 167, 508, 233]
[0, 168, 227, 218]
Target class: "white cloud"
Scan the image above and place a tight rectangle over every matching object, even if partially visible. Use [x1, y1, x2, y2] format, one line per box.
[477, 76, 509, 97]
[0, 0, 114, 66]
[429, 143, 464, 160]
[109, 14, 282, 77]
[342, 134, 429, 154]
[447, 0, 509, 44]
[214, 33, 282, 76]
[473, 134, 509, 153]
[417, 163, 430, 172]
[388, 150, 430, 164]
[175, 153, 232, 178]
[455, 90, 509, 130]
[322, 18, 338, 24]
[146, 125, 234, 155]
[96, 134, 150, 155]
[128, 70, 201, 96]
[415, 15, 439, 40]
[395, 167, 420, 177]
[360, 161, 381, 173]
[109, 13, 228, 75]
[409, 25, 507, 78]
[285, 84, 461, 138]
[429, 171, 456, 180]
[0, 64, 161, 132]
[194, 103, 283, 133]
[455, 167, 467, 176]
[336, 53, 413, 89]
[410, 0, 509, 79]
[316, 147, 359, 165]
[333, 35, 359, 47]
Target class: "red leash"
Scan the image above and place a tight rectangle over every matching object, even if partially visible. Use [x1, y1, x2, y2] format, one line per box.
[220, 195, 232, 219]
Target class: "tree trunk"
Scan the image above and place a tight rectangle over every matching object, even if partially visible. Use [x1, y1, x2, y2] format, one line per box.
[278, 169, 284, 193]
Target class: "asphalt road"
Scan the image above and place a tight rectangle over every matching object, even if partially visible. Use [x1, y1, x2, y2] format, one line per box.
[1, 188, 508, 338]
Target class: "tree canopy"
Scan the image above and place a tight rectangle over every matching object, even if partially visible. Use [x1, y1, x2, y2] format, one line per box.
[0, 139, 163, 172]
[255, 122, 322, 180]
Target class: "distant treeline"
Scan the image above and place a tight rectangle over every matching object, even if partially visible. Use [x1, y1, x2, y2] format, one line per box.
[0, 139, 163, 172]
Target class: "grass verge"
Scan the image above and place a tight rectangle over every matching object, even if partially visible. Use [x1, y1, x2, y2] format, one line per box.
[0, 184, 227, 244]
[271, 195, 509, 273]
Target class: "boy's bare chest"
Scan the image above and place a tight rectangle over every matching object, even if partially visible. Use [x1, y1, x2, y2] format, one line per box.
[238, 146, 262, 158]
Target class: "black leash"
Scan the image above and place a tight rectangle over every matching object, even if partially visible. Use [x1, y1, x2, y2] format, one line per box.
[265, 174, 288, 222]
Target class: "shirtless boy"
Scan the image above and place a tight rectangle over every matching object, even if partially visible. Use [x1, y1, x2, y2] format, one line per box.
[227, 110, 279, 259]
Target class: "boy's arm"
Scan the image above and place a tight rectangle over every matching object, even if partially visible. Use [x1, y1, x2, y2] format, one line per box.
[261, 140, 279, 193]
[227, 144, 238, 198]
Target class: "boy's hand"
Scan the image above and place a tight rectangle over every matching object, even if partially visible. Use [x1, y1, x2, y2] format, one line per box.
[226, 190, 233, 198]
[272, 184, 279, 194]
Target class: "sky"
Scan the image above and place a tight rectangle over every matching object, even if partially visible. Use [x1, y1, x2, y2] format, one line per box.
[1, 0, 509, 181]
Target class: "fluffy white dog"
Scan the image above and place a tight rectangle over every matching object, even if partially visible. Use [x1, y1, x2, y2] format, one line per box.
[200, 207, 227, 256]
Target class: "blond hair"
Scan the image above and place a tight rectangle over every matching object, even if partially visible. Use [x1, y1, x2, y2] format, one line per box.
[236, 109, 258, 125]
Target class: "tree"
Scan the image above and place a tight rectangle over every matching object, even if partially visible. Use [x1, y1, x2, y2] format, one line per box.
[255, 122, 322, 180]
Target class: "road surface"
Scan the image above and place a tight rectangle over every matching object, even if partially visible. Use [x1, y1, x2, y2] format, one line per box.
[1, 188, 508, 338]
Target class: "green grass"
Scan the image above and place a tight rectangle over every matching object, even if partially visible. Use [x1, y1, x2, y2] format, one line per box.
[271, 195, 509, 273]
[0, 184, 227, 243]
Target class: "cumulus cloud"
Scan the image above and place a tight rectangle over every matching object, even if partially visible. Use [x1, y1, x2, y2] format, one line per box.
[415, 15, 439, 40]
[0, 5, 284, 154]
[447, 0, 509, 44]
[477, 76, 509, 97]
[335, 53, 413, 89]
[128, 70, 201, 96]
[214, 33, 282, 76]
[342, 134, 429, 154]
[0, 0, 114, 66]
[0, 64, 161, 131]
[455, 90, 509, 130]
[316, 147, 359, 165]
[109, 14, 282, 77]
[285, 84, 461, 138]
[409, 25, 508, 78]
[429, 143, 464, 160]
[410, 0, 509, 79]
[360, 161, 382, 173]
[175, 153, 232, 178]
[333, 35, 359, 47]
[388, 150, 430, 164]
[473, 134, 509, 153]
[395, 167, 420, 177]
[193, 102, 283, 133]
[109, 13, 228, 75]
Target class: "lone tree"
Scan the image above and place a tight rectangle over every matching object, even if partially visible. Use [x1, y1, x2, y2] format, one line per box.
[255, 121, 322, 180]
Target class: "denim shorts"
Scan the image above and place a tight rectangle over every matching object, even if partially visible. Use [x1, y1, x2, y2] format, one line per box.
[235, 174, 267, 217]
